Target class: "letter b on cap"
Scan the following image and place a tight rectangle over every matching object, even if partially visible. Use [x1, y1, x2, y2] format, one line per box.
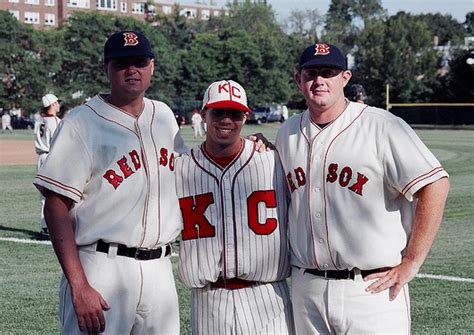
[123, 32, 139, 46]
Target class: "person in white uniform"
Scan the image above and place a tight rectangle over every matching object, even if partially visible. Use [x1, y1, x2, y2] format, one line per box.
[34, 31, 185, 335]
[191, 109, 204, 137]
[35, 93, 61, 238]
[275, 43, 450, 334]
[176, 80, 294, 335]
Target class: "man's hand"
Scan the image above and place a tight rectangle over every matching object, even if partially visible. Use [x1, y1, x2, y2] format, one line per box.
[72, 283, 110, 334]
[247, 133, 275, 152]
[364, 259, 419, 301]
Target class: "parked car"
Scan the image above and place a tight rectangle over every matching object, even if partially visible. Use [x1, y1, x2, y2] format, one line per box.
[11, 115, 34, 129]
[247, 105, 285, 124]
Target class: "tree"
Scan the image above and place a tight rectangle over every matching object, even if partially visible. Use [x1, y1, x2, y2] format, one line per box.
[353, 13, 438, 106]
[0, 10, 63, 114]
[285, 8, 324, 41]
[417, 13, 465, 46]
[464, 11, 474, 35]
[323, 0, 354, 47]
[350, 0, 385, 29]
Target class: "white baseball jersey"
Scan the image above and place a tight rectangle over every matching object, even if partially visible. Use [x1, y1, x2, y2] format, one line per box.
[35, 114, 61, 155]
[275, 101, 448, 271]
[34, 94, 186, 248]
[176, 139, 290, 286]
[175, 139, 293, 334]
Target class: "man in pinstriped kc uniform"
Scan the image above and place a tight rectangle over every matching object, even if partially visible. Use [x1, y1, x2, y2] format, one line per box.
[175, 80, 295, 334]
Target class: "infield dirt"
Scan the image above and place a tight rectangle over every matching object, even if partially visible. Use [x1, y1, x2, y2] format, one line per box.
[0, 140, 36, 166]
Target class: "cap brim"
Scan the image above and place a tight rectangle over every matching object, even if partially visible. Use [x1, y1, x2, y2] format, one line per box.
[105, 51, 155, 61]
[300, 59, 346, 70]
[204, 101, 252, 113]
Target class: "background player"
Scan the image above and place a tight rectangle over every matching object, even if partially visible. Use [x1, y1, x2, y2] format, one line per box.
[191, 108, 204, 137]
[34, 31, 185, 334]
[35, 93, 61, 239]
[175, 80, 294, 335]
[275, 43, 450, 333]
[347, 83, 367, 103]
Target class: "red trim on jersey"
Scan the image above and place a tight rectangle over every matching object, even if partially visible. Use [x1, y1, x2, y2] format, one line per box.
[135, 113, 151, 249]
[85, 104, 137, 135]
[321, 104, 368, 269]
[36, 174, 83, 199]
[401, 166, 445, 196]
[230, 142, 255, 277]
[99, 94, 145, 119]
[202, 140, 242, 168]
[150, 102, 162, 247]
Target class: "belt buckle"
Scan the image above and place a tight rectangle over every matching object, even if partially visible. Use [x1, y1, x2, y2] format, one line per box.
[324, 271, 328, 279]
[135, 247, 150, 260]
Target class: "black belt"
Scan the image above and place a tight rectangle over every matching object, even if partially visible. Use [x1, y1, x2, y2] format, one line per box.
[96, 239, 171, 260]
[304, 267, 384, 280]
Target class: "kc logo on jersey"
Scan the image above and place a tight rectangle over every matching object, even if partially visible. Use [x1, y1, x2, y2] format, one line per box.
[123, 32, 139, 46]
[314, 43, 330, 55]
[179, 190, 278, 240]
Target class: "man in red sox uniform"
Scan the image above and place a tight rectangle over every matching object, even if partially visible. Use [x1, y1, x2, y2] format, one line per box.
[34, 31, 185, 334]
[275, 43, 450, 333]
[175, 80, 294, 335]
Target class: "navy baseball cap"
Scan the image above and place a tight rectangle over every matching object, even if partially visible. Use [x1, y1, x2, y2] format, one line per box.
[299, 43, 347, 70]
[104, 31, 155, 62]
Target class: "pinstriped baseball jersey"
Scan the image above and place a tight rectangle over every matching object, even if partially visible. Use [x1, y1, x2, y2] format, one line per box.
[175, 139, 290, 287]
[33, 94, 186, 248]
[35, 114, 61, 155]
[275, 101, 448, 271]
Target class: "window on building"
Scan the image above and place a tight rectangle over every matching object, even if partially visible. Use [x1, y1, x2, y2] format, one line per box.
[25, 0, 40, 4]
[24, 12, 40, 24]
[120, 2, 127, 12]
[97, 0, 117, 10]
[8, 0, 20, 3]
[45, 13, 55, 25]
[180, 8, 197, 19]
[162, 5, 172, 15]
[45, 0, 55, 5]
[201, 9, 210, 20]
[131, 3, 145, 14]
[67, 0, 90, 8]
[214, 10, 220, 16]
[9, 10, 20, 20]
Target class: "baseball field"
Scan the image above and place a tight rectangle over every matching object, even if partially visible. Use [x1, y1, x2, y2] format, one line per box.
[0, 125, 472, 334]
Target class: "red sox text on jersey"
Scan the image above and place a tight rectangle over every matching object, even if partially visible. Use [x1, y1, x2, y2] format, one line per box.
[286, 163, 369, 196]
[103, 147, 175, 189]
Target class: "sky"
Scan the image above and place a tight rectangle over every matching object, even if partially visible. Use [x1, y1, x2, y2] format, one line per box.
[182, 0, 472, 23]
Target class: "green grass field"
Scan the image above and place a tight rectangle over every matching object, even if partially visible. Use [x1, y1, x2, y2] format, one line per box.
[0, 126, 473, 334]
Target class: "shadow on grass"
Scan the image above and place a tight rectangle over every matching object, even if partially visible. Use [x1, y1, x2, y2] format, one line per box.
[0, 224, 47, 240]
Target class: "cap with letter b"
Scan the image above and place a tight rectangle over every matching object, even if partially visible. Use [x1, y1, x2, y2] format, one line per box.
[104, 31, 155, 63]
[299, 43, 347, 70]
[202, 80, 252, 113]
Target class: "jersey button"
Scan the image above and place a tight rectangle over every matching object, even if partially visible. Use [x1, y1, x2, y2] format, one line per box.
[316, 212, 321, 218]
[314, 187, 320, 192]
[319, 238, 324, 244]
[323, 264, 329, 268]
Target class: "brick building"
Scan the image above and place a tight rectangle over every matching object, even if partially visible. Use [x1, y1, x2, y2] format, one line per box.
[0, 0, 227, 29]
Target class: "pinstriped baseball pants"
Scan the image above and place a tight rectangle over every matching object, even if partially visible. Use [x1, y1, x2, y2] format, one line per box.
[191, 280, 295, 335]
